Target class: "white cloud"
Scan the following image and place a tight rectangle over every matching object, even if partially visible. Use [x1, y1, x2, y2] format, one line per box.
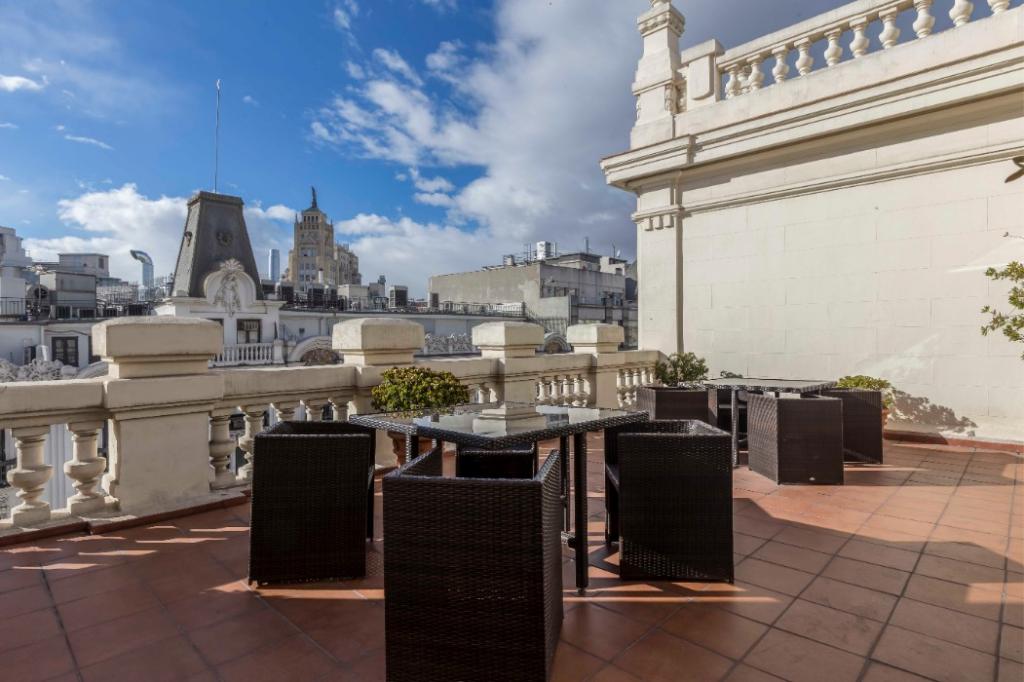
[421, 0, 457, 11]
[333, 0, 360, 33]
[426, 41, 463, 75]
[0, 73, 44, 92]
[345, 61, 366, 80]
[242, 94, 259, 107]
[64, 134, 113, 150]
[372, 48, 422, 87]
[0, 175, 9, 181]
[408, 168, 454, 193]
[0, 122, 17, 129]
[23, 184, 295, 283]
[414, 192, 455, 207]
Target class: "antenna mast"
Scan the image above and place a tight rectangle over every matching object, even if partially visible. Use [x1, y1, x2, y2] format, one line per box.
[214, 79, 222, 193]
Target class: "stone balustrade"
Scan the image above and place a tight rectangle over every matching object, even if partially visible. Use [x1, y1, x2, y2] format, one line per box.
[0, 317, 662, 534]
[210, 341, 282, 367]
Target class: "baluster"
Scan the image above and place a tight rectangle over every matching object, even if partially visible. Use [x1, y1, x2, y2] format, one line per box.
[771, 45, 790, 83]
[746, 55, 765, 91]
[616, 370, 627, 408]
[329, 397, 349, 421]
[304, 398, 328, 422]
[562, 375, 574, 405]
[913, 0, 936, 37]
[879, 9, 901, 48]
[65, 420, 107, 515]
[849, 18, 870, 57]
[795, 38, 814, 76]
[572, 375, 584, 407]
[989, 0, 1010, 13]
[725, 65, 742, 99]
[236, 405, 267, 482]
[8, 426, 53, 525]
[208, 412, 236, 489]
[824, 29, 844, 66]
[536, 378, 547, 404]
[949, 0, 974, 25]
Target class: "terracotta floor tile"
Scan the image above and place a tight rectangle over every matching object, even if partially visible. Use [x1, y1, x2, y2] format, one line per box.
[48, 563, 142, 605]
[743, 628, 865, 682]
[79, 635, 210, 682]
[861, 662, 932, 681]
[188, 606, 297, 665]
[0, 566, 44, 594]
[0, 606, 61, 654]
[0, 583, 53, 618]
[724, 663, 787, 681]
[217, 633, 337, 682]
[733, 516, 786, 541]
[915, 554, 1005, 587]
[288, 599, 386, 663]
[924, 539, 1008, 570]
[57, 581, 159, 632]
[838, 538, 920, 572]
[800, 575, 897, 622]
[660, 602, 768, 660]
[775, 598, 883, 655]
[772, 525, 848, 554]
[550, 642, 606, 682]
[734, 557, 815, 597]
[903, 573, 1002, 621]
[561, 603, 651, 662]
[344, 649, 386, 682]
[890, 597, 1000, 654]
[734, 533, 768, 557]
[614, 629, 733, 682]
[164, 581, 266, 631]
[1001, 624, 1023, 663]
[872, 625, 996, 682]
[584, 585, 685, 627]
[68, 606, 180, 668]
[708, 581, 794, 625]
[3, 634, 77, 682]
[998, 658, 1023, 682]
[822, 557, 909, 595]
[590, 665, 644, 682]
[751, 540, 832, 574]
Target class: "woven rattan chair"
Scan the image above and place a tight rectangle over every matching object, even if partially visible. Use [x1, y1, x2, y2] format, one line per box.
[604, 420, 733, 582]
[383, 446, 563, 681]
[455, 442, 538, 479]
[707, 388, 748, 443]
[821, 388, 884, 464]
[747, 394, 844, 484]
[637, 386, 712, 422]
[248, 421, 375, 586]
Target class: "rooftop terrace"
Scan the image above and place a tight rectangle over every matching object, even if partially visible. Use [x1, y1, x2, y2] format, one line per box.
[2, 436, 1020, 682]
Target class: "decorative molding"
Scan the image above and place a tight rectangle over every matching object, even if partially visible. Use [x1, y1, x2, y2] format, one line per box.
[212, 259, 245, 318]
[633, 208, 684, 232]
[0, 358, 73, 382]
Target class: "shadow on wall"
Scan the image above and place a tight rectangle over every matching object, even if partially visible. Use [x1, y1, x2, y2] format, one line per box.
[892, 389, 978, 435]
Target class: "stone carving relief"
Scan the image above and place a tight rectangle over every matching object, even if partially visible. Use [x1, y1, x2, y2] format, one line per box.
[0, 358, 74, 383]
[211, 259, 245, 317]
[422, 333, 475, 356]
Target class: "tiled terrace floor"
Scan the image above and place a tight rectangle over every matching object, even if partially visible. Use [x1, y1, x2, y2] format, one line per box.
[1, 437, 1022, 682]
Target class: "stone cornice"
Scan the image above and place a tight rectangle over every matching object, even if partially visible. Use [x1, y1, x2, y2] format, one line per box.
[637, 5, 684, 37]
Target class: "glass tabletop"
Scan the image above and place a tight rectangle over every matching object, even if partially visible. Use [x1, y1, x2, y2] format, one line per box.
[349, 402, 649, 448]
[702, 378, 837, 393]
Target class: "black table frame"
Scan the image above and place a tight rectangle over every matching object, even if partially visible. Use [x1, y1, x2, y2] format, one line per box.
[350, 405, 649, 593]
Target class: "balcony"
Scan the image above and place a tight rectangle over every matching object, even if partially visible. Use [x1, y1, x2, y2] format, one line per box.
[0, 436, 1019, 681]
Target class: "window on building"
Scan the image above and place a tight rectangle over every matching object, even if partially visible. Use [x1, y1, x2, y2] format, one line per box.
[237, 319, 261, 345]
[52, 336, 78, 366]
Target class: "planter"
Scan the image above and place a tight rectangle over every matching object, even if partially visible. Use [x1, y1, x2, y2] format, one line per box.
[636, 386, 711, 423]
[882, 407, 890, 429]
[388, 431, 435, 466]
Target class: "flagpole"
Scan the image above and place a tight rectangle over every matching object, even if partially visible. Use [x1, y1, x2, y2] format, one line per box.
[214, 79, 221, 193]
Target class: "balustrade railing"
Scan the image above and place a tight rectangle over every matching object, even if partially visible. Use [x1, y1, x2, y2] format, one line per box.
[697, 0, 1012, 103]
[0, 318, 664, 533]
[212, 342, 276, 367]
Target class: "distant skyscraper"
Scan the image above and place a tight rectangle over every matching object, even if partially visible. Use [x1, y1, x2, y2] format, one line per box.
[285, 187, 361, 294]
[268, 249, 280, 282]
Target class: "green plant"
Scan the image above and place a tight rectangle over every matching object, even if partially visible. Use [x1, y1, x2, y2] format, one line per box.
[981, 259, 1024, 359]
[836, 375, 895, 409]
[654, 352, 709, 387]
[371, 366, 470, 412]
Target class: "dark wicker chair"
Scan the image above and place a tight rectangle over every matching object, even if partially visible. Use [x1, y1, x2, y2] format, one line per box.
[747, 394, 844, 485]
[249, 421, 375, 585]
[707, 388, 748, 442]
[455, 442, 538, 479]
[822, 388, 884, 464]
[637, 386, 712, 422]
[383, 446, 564, 681]
[604, 420, 733, 582]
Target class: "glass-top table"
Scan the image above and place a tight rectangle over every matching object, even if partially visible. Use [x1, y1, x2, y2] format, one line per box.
[703, 378, 837, 464]
[350, 402, 649, 592]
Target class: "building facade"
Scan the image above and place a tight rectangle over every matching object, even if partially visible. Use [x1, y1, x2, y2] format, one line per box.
[601, 0, 1024, 442]
[285, 188, 361, 295]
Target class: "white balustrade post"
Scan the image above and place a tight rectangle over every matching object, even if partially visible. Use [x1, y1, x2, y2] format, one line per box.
[879, 9, 901, 48]
[849, 18, 870, 57]
[273, 400, 300, 423]
[567, 323, 623, 409]
[824, 29, 844, 66]
[329, 397, 349, 421]
[66, 420, 107, 515]
[771, 46, 790, 83]
[988, 0, 1010, 13]
[8, 426, 53, 526]
[304, 398, 328, 422]
[725, 65, 742, 98]
[472, 322, 545, 404]
[236, 405, 266, 482]
[745, 55, 765, 91]
[913, 0, 936, 37]
[949, 0, 974, 26]
[795, 38, 814, 76]
[208, 411, 236, 489]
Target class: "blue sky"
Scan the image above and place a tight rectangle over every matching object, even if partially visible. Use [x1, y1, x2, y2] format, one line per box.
[0, 0, 856, 294]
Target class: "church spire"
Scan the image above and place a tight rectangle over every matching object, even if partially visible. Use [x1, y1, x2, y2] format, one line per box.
[310, 186, 318, 210]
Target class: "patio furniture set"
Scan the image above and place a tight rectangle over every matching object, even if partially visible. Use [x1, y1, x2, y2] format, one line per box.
[242, 377, 881, 680]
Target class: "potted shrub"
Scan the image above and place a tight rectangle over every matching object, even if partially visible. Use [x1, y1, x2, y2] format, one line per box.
[835, 375, 894, 427]
[371, 366, 471, 465]
[639, 352, 712, 421]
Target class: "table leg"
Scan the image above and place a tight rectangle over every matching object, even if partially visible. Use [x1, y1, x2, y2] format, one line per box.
[559, 435, 570, 530]
[731, 389, 739, 468]
[573, 431, 588, 594]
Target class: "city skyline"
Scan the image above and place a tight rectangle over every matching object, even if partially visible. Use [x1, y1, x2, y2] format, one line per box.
[1, 0, 844, 295]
